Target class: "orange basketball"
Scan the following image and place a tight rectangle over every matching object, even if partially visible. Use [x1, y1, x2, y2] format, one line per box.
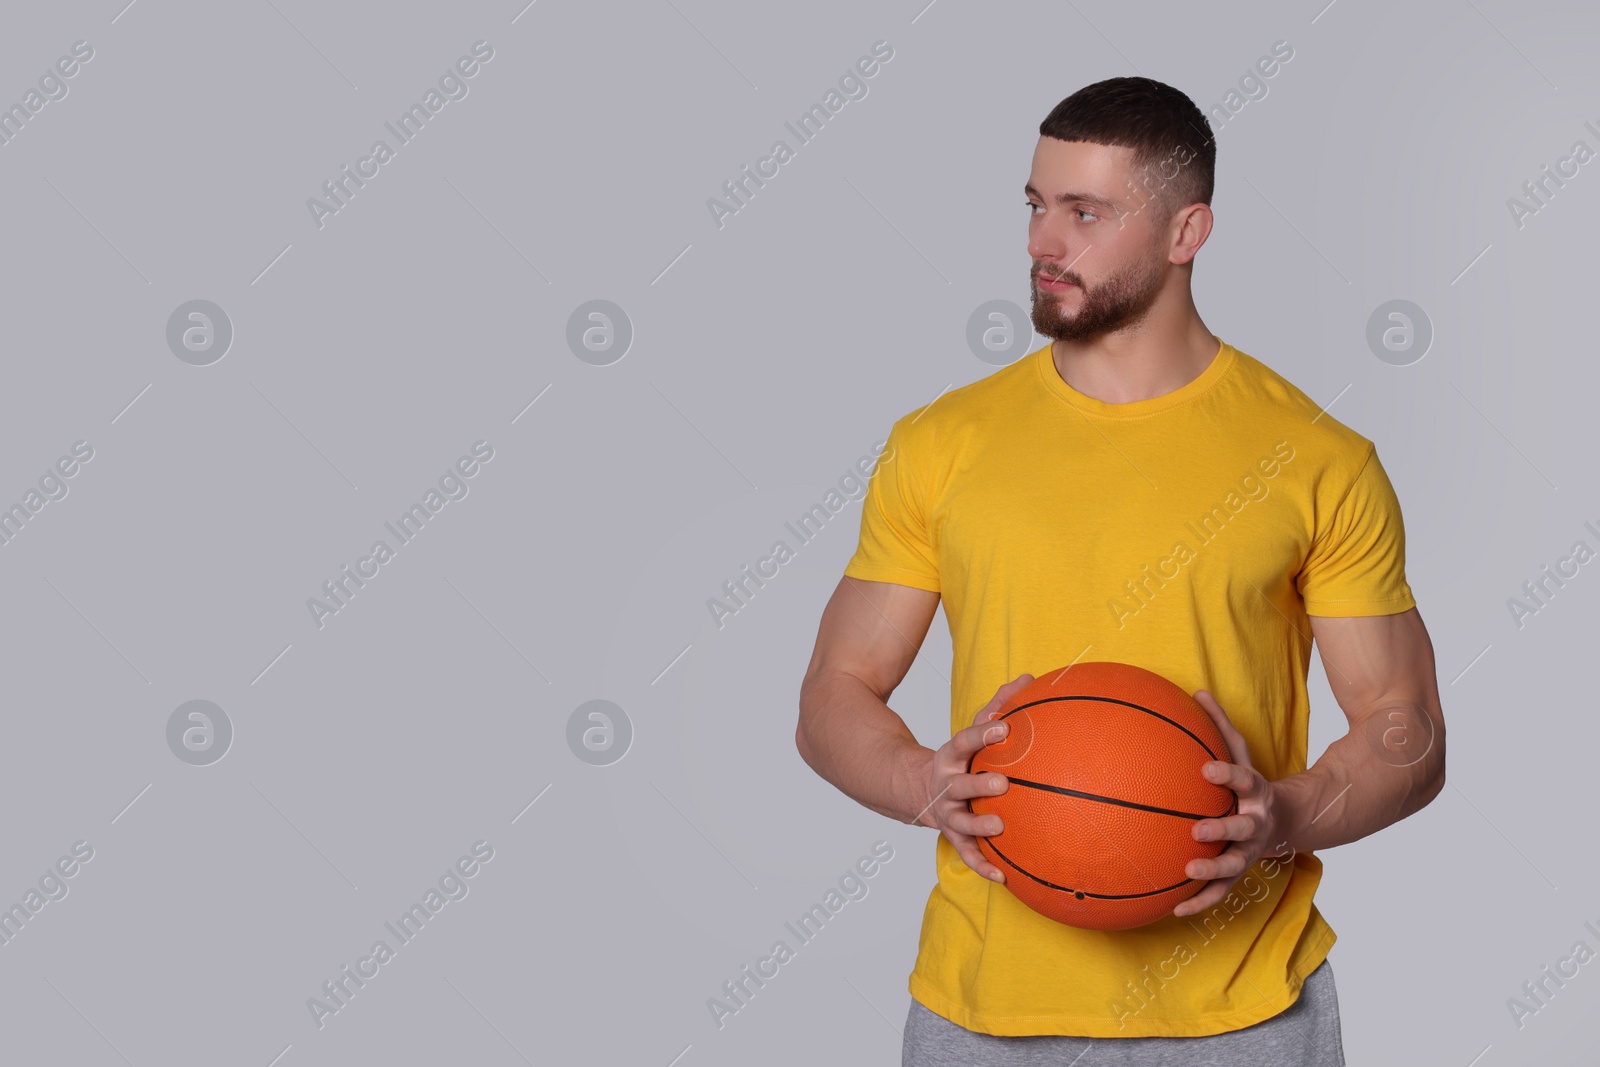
[968, 662, 1236, 931]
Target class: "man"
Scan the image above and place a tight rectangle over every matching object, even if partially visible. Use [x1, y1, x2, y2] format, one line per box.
[795, 76, 1446, 1064]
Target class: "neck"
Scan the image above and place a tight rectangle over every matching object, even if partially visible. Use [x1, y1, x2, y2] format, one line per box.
[1049, 319, 1220, 405]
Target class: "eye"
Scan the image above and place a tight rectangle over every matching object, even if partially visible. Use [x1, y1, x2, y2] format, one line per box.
[1075, 208, 1097, 222]
[1024, 201, 1041, 215]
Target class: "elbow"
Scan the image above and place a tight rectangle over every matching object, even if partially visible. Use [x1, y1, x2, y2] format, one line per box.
[1430, 711, 1447, 792]
[795, 665, 840, 772]
[795, 679, 817, 769]
[1418, 763, 1445, 811]
[1417, 721, 1447, 809]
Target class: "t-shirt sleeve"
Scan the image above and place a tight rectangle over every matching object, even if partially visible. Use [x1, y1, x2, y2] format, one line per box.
[842, 419, 941, 593]
[1296, 443, 1416, 617]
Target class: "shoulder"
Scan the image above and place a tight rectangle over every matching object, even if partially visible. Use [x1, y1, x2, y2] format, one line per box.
[884, 348, 1039, 450]
[1224, 343, 1376, 477]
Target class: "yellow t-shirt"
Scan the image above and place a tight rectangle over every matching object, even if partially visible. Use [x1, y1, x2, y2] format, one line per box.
[842, 336, 1416, 1038]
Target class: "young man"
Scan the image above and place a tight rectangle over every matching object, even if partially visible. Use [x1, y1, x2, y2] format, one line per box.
[796, 77, 1447, 1064]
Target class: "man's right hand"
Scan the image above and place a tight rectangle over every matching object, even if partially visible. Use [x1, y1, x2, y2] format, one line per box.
[910, 673, 1035, 883]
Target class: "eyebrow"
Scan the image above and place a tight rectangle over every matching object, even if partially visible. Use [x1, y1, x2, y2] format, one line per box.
[1024, 183, 1120, 213]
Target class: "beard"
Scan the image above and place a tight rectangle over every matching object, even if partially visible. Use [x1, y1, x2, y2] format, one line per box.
[1030, 251, 1166, 344]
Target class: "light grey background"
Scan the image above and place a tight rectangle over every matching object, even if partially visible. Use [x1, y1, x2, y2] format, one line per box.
[0, 0, 1593, 1064]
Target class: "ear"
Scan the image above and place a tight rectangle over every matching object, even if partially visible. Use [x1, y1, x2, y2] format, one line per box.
[1168, 200, 1213, 265]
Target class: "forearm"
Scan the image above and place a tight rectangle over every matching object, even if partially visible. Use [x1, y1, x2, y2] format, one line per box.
[797, 669, 934, 826]
[1273, 698, 1445, 854]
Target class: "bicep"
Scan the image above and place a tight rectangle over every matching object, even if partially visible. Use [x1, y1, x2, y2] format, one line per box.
[1309, 607, 1445, 738]
[804, 576, 939, 702]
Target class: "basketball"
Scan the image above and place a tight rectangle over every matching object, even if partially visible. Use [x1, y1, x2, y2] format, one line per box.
[968, 662, 1237, 931]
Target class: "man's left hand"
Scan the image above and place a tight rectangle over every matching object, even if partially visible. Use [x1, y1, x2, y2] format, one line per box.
[1173, 689, 1287, 919]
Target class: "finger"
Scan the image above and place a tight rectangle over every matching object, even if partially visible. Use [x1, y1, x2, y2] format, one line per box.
[1195, 690, 1254, 770]
[971, 673, 1035, 726]
[945, 829, 1006, 883]
[947, 718, 1010, 761]
[1192, 812, 1258, 844]
[1185, 843, 1254, 882]
[970, 691, 1007, 727]
[945, 807, 1004, 838]
[1173, 876, 1236, 917]
[1193, 689, 1236, 741]
[940, 770, 1010, 803]
[1201, 760, 1261, 797]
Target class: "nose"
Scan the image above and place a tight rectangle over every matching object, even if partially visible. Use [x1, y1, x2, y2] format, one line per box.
[1028, 212, 1069, 266]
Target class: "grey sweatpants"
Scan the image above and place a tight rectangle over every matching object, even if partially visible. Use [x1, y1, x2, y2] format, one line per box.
[902, 958, 1345, 1067]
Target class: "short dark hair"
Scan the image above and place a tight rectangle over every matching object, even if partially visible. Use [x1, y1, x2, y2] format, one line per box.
[1038, 76, 1215, 224]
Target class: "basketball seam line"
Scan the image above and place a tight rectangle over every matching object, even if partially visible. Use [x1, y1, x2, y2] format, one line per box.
[998, 776, 1233, 821]
[997, 694, 1225, 761]
[983, 836, 1196, 901]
